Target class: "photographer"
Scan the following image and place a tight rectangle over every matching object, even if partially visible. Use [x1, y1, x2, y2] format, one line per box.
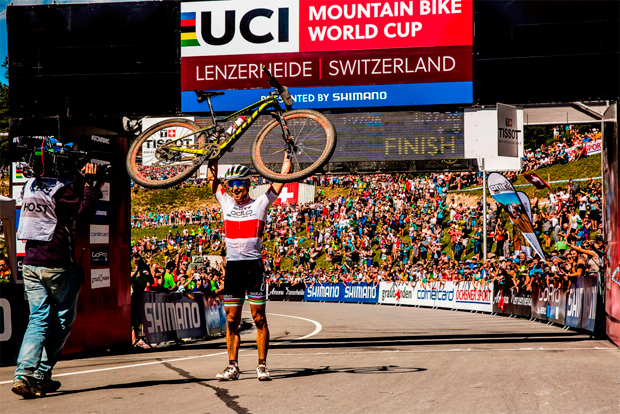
[131, 253, 154, 348]
[12, 163, 103, 399]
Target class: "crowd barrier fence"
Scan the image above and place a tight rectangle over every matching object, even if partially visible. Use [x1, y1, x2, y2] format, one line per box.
[266, 276, 601, 334]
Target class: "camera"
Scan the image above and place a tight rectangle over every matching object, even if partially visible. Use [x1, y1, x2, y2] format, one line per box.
[14, 136, 111, 180]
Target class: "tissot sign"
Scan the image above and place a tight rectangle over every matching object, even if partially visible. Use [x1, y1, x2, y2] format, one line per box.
[181, 0, 473, 111]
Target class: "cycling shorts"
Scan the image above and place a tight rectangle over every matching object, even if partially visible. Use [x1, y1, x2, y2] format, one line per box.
[223, 259, 267, 307]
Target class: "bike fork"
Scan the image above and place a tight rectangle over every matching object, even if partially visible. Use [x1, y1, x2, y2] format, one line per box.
[273, 111, 296, 156]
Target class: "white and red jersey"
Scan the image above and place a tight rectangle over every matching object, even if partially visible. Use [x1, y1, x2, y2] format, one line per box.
[215, 187, 278, 261]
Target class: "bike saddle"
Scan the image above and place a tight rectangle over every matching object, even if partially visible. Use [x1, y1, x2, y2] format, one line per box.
[195, 90, 225, 103]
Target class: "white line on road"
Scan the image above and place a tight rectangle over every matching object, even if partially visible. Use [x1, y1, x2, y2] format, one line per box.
[0, 312, 323, 385]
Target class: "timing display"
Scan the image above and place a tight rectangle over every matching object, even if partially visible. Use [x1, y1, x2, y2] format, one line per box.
[215, 109, 464, 165]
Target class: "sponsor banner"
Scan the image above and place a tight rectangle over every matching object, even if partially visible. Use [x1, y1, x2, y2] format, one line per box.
[378, 281, 492, 311]
[288, 283, 306, 301]
[580, 276, 597, 332]
[487, 173, 546, 261]
[565, 277, 584, 328]
[90, 268, 111, 289]
[565, 139, 602, 159]
[379, 282, 416, 305]
[497, 103, 520, 157]
[304, 282, 378, 303]
[89, 224, 110, 244]
[92, 202, 110, 225]
[182, 81, 473, 111]
[530, 282, 566, 325]
[453, 281, 493, 312]
[181, 46, 472, 91]
[141, 292, 207, 343]
[305, 282, 342, 301]
[268, 283, 306, 301]
[503, 288, 532, 318]
[90, 246, 110, 267]
[546, 283, 567, 325]
[268, 284, 287, 301]
[341, 282, 378, 303]
[181, 0, 472, 57]
[202, 295, 227, 337]
[415, 283, 455, 308]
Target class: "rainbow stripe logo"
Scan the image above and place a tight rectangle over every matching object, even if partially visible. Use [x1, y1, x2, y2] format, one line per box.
[181, 12, 200, 47]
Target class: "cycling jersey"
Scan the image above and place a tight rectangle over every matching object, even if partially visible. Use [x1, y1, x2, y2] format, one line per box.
[215, 187, 278, 261]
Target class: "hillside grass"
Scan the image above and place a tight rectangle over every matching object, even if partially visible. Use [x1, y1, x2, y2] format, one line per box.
[451, 153, 601, 199]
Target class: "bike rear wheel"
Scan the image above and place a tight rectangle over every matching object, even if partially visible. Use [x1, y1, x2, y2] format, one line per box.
[251, 109, 336, 183]
[126, 118, 207, 189]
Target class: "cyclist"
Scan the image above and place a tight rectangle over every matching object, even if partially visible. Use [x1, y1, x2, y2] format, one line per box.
[207, 155, 291, 381]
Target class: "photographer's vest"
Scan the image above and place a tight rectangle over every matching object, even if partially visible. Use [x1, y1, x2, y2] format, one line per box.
[17, 178, 66, 241]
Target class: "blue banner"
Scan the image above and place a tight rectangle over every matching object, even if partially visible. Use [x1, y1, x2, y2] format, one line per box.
[304, 283, 378, 304]
[182, 82, 473, 112]
[565, 277, 584, 328]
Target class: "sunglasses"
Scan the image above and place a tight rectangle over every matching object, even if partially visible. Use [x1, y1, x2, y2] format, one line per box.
[228, 179, 249, 188]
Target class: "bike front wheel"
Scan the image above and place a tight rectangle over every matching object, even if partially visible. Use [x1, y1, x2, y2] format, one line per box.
[251, 109, 336, 183]
[126, 118, 207, 189]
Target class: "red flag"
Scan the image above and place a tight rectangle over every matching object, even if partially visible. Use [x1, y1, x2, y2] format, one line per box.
[273, 182, 299, 205]
[523, 173, 550, 189]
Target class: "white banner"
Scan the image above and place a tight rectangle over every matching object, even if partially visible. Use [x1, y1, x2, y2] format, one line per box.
[378, 281, 494, 312]
[89, 224, 110, 244]
[487, 173, 546, 262]
[91, 268, 111, 289]
[497, 103, 521, 157]
[565, 139, 602, 158]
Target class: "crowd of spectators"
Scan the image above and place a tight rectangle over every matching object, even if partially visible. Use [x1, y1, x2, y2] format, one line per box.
[521, 126, 601, 172]
[131, 170, 604, 299]
[129, 131, 605, 304]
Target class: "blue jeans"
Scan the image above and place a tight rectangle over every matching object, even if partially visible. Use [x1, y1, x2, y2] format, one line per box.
[14, 264, 80, 380]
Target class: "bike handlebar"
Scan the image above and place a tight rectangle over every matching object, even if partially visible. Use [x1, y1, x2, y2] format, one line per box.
[262, 65, 293, 110]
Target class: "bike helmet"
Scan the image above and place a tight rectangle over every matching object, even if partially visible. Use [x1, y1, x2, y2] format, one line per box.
[224, 164, 251, 181]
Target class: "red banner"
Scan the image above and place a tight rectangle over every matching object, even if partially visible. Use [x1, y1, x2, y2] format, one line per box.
[182, 46, 471, 91]
[299, 0, 473, 52]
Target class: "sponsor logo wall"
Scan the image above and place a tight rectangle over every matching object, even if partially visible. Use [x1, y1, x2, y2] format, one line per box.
[378, 281, 493, 312]
[139, 292, 227, 343]
[305, 282, 378, 303]
[268, 283, 306, 301]
[181, 0, 473, 110]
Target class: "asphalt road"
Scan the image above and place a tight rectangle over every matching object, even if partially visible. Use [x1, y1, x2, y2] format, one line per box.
[1, 302, 619, 414]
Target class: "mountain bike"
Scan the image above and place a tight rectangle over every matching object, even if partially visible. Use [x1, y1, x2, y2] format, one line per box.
[126, 66, 336, 189]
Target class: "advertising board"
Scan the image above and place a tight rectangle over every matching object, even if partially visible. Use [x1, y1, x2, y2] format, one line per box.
[181, 0, 473, 110]
[305, 282, 378, 303]
[378, 281, 493, 312]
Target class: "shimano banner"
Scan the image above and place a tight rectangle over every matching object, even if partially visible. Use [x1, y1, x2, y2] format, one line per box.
[305, 283, 378, 303]
[140, 292, 207, 343]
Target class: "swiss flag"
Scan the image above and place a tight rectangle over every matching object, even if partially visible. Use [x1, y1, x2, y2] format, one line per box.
[524, 173, 550, 189]
[273, 182, 299, 205]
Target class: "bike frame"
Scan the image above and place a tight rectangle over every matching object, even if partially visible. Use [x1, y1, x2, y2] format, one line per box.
[166, 93, 287, 160]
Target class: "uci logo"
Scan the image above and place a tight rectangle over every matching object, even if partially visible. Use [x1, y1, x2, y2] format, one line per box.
[185, 1, 299, 56]
[200, 7, 289, 45]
